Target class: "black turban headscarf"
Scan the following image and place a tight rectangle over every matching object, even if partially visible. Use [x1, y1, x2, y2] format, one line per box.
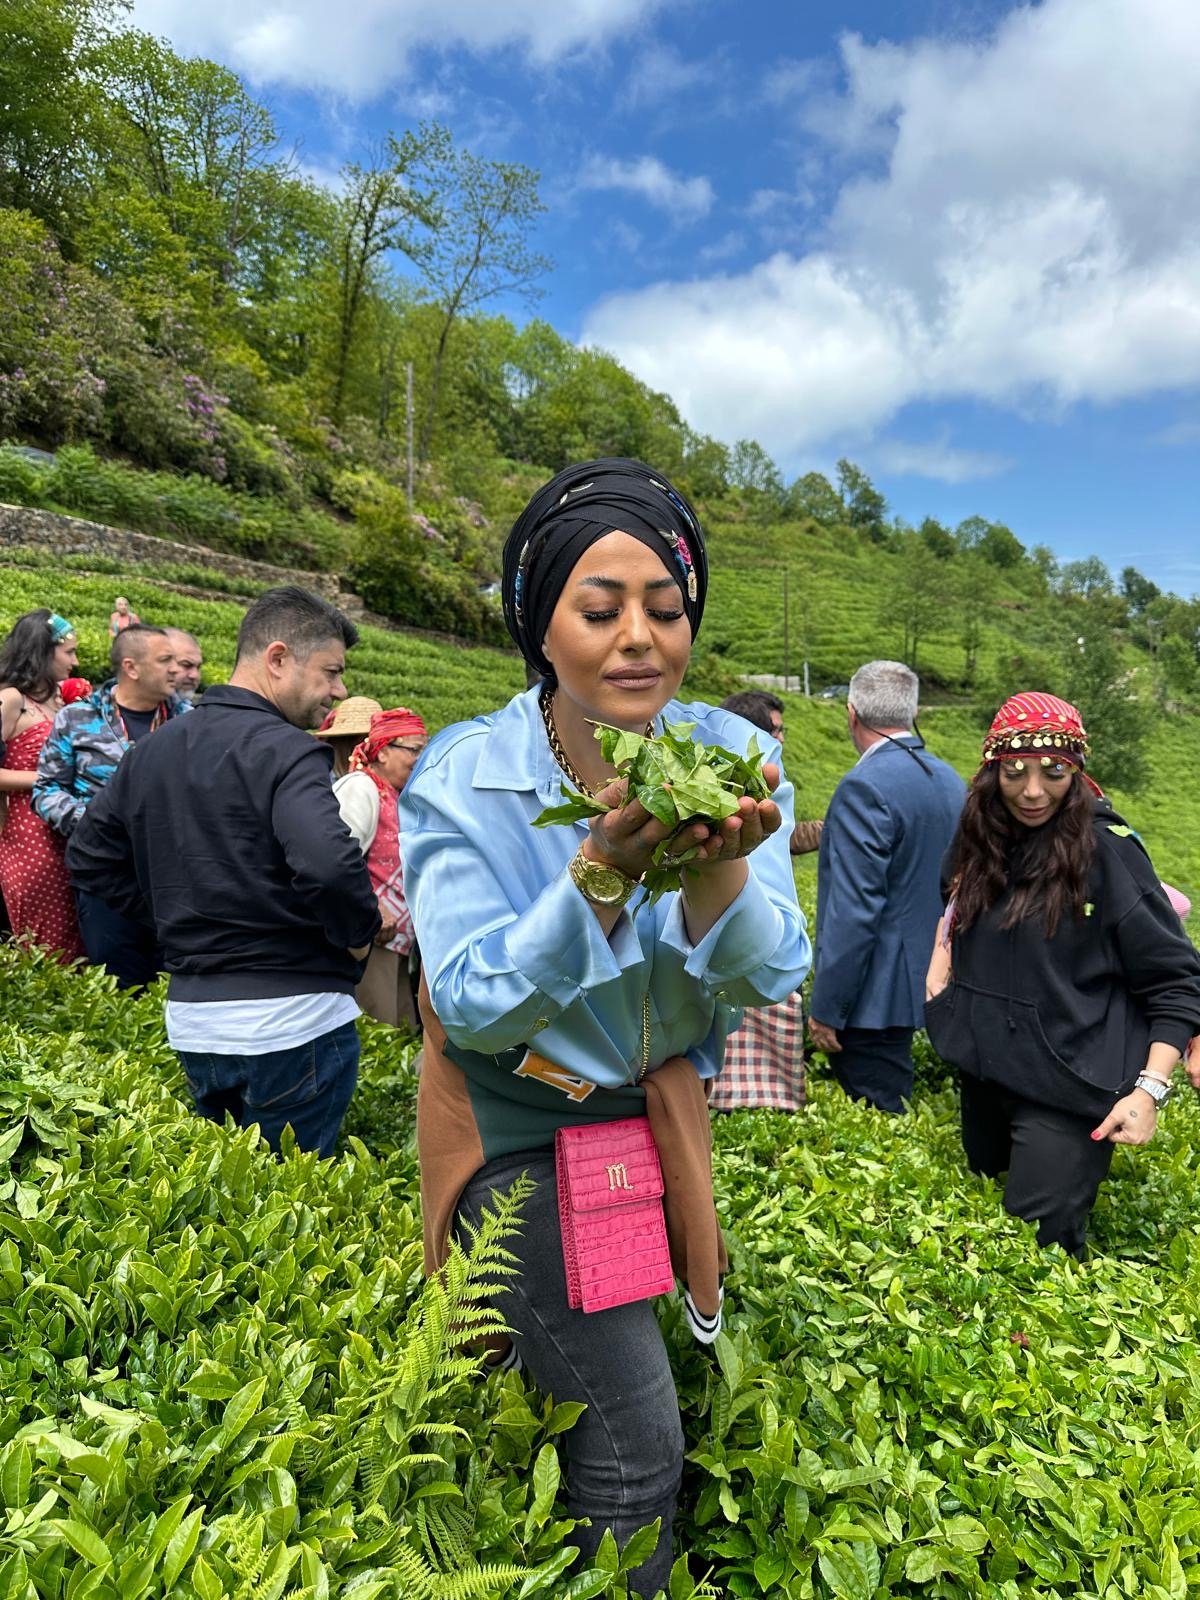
[501, 457, 708, 683]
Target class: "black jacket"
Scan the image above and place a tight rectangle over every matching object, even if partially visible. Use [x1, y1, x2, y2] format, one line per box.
[924, 802, 1200, 1119]
[66, 685, 381, 1000]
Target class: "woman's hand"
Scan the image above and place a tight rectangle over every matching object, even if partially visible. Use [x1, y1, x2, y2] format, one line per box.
[1091, 1090, 1159, 1145]
[582, 778, 677, 881]
[925, 918, 951, 1002]
[662, 761, 784, 872]
[1186, 1036, 1200, 1089]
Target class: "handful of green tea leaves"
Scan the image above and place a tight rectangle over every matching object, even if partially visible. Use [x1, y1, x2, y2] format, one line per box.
[533, 718, 770, 899]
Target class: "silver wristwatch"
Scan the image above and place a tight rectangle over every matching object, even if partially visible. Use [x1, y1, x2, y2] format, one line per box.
[1134, 1073, 1172, 1107]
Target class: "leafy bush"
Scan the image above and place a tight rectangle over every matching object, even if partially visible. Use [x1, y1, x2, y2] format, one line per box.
[347, 481, 507, 643]
[5, 942, 1200, 1598]
[0, 444, 347, 570]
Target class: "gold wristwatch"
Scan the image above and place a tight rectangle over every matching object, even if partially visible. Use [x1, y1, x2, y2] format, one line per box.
[568, 846, 640, 907]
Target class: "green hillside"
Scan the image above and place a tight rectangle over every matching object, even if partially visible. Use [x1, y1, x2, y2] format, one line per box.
[3, 565, 1196, 914]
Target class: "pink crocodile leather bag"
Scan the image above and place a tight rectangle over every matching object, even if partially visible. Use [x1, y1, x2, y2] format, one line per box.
[556, 1116, 676, 1313]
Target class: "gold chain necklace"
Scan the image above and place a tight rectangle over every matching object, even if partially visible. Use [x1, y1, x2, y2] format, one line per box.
[540, 689, 591, 793]
[539, 689, 653, 796]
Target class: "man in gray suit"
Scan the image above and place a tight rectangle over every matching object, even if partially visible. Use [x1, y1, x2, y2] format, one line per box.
[809, 661, 965, 1111]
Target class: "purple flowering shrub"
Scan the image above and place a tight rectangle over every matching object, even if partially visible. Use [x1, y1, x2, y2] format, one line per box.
[0, 211, 316, 507]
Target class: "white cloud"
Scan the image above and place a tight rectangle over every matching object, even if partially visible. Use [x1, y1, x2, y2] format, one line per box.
[873, 436, 1013, 484]
[581, 0, 1200, 463]
[129, 0, 682, 99]
[577, 154, 714, 220]
[1153, 418, 1200, 446]
[614, 41, 720, 111]
[697, 230, 746, 265]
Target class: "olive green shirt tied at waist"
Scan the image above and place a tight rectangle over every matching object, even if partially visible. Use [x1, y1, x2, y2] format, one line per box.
[416, 981, 727, 1336]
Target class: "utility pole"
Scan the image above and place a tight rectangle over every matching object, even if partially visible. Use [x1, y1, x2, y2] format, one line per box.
[406, 361, 414, 511]
[782, 568, 790, 690]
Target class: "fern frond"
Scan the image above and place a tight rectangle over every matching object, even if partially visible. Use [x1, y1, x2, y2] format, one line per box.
[415, 1497, 475, 1570]
[389, 1541, 530, 1600]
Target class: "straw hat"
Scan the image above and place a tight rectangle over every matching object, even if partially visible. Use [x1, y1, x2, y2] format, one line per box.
[312, 696, 382, 737]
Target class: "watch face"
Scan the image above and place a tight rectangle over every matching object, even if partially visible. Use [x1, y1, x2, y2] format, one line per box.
[572, 853, 632, 903]
[587, 865, 628, 902]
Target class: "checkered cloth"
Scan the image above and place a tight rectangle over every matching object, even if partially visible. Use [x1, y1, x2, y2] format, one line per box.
[708, 989, 806, 1111]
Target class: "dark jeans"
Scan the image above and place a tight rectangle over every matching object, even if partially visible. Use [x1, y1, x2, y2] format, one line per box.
[831, 1024, 915, 1113]
[458, 1152, 683, 1598]
[959, 1075, 1114, 1256]
[75, 887, 161, 990]
[178, 1020, 360, 1158]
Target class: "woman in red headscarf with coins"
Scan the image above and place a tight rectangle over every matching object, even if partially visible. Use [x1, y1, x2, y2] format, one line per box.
[924, 692, 1200, 1256]
[333, 707, 428, 1029]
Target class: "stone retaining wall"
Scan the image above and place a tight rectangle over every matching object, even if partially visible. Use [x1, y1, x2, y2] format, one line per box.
[0, 503, 345, 599]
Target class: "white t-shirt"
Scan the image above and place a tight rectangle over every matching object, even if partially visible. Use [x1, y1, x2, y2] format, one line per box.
[165, 992, 360, 1056]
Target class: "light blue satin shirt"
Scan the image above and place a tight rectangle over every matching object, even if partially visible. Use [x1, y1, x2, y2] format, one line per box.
[399, 687, 811, 1089]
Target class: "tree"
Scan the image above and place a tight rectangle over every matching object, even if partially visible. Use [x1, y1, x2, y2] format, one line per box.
[1028, 544, 1059, 589]
[1120, 565, 1160, 616]
[837, 459, 887, 539]
[730, 438, 782, 495]
[1057, 618, 1151, 791]
[1157, 635, 1198, 704]
[954, 514, 991, 553]
[1056, 556, 1113, 602]
[0, 0, 112, 238]
[679, 429, 731, 500]
[327, 130, 441, 423]
[786, 470, 842, 528]
[880, 532, 951, 672]
[976, 520, 1024, 569]
[415, 140, 549, 460]
[954, 552, 992, 684]
[919, 516, 956, 560]
[99, 36, 277, 258]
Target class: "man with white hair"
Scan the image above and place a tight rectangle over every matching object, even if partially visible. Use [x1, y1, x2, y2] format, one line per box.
[808, 660, 965, 1111]
[164, 628, 203, 702]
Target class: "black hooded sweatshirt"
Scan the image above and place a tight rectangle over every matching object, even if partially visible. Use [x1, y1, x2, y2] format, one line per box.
[924, 800, 1200, 1119]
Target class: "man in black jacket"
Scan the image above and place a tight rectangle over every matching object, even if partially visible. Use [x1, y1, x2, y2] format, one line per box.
[68, 587, 382, 1156]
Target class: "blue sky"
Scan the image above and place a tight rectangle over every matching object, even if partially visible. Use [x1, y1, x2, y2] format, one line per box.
[132, 0, 1200, 595]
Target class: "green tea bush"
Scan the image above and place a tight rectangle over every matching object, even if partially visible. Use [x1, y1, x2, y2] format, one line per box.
[5, 941, 1200, 1598]
[0, 950, 614, 1600]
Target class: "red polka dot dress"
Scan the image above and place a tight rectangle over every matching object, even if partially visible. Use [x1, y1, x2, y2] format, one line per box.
[0, 720, 84, 962]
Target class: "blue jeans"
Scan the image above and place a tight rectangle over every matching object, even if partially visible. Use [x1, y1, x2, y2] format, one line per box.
[457, 1152, 683, 1597]
[178, 1021, 360, 1157]
[75, 888, 161, 990]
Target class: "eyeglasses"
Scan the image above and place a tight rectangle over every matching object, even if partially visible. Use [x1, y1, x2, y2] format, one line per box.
[388, 742, 427, 756]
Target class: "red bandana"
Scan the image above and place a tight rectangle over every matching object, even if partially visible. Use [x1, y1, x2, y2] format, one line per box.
[981, 691, 1102, 796]
[982, 691, 1089, 763]
[349, 707, 428, 770]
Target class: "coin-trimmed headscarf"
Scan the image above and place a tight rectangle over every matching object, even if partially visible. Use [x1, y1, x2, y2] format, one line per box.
[501, 457, 708, 681]
[981, 690, 1103, 796]
[982, 691, 1089, 764]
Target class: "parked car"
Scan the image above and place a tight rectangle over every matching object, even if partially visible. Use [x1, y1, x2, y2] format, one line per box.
[817, 683, 851, 699]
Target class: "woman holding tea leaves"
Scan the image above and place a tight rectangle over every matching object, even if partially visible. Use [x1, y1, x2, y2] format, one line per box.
[400, 459, 809, 1592]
